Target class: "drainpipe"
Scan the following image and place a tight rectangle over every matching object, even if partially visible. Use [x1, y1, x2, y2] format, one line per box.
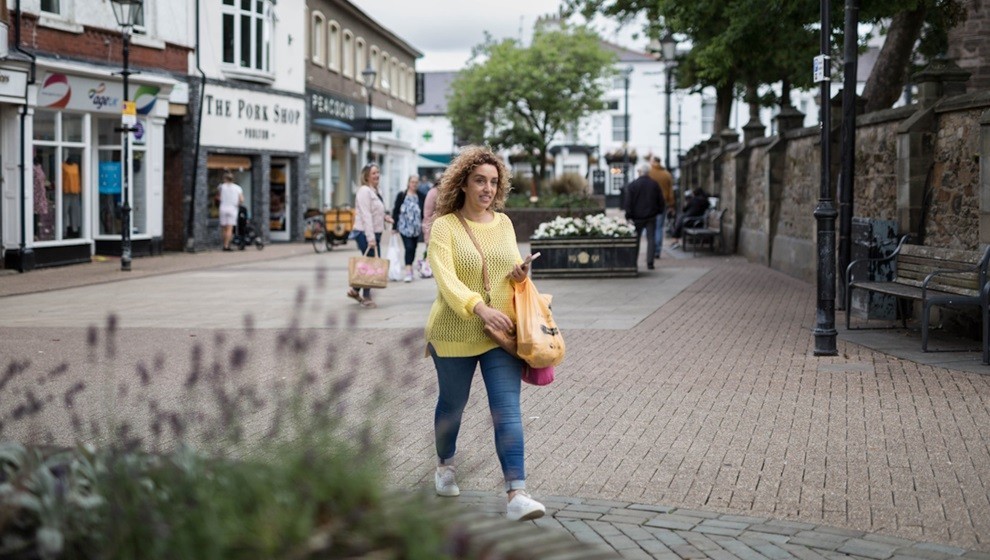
[185, 0, 206, 251]
[13, 0, 37, 271]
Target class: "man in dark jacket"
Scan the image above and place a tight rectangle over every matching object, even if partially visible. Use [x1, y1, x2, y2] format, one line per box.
[623, 164, 665, 270]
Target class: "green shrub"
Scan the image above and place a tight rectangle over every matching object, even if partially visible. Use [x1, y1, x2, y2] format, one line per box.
[548, 173, 588, 196]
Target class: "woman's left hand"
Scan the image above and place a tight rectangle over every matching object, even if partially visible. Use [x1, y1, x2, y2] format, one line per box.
[509, 262, 529, 283]
[385, 215, 394, 224]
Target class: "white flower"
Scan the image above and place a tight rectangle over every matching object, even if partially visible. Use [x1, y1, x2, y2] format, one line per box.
[530, 213, 635, 239]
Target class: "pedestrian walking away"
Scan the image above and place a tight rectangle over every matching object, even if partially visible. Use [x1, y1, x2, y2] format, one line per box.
[216, 171, 244, 252]
[424, 145, 545, 522]
[392, 175, 426, 283]
[418, 179, 440, 278]
[623, 164, 664, 269]
[347, 163, 393, 308]
[649, 156, 675, 259]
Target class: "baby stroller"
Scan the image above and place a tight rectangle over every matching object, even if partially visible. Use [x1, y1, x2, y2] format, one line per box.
[233, 205, 264, 250]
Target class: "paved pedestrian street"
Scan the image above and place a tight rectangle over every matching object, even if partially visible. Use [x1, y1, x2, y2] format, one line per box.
[1, 243, 988, 559]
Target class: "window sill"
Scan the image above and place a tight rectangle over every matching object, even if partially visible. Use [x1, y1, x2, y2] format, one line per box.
[130, 34, 166, 50]
[222, 67, 276, 86]
[38, 15, 84, 34]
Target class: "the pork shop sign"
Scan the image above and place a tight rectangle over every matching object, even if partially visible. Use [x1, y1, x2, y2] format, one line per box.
[201, 85, 305, 152]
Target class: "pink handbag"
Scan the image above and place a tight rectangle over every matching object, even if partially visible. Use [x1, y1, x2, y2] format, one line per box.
[522, 364, 555, 386]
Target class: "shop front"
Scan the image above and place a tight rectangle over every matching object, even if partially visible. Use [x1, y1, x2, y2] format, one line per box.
[2, 62, 174, 269]
[0, 64, 30, 270]
[196, 84, 306, 247]
[308, 88, 363, 207]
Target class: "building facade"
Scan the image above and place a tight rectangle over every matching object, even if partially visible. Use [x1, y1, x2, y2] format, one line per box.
[1, 0, 189, 270]
[305, 0, 420, 227]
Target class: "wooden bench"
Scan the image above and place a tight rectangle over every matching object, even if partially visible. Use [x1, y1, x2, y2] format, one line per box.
[683, 208, 726, 254]
[845, 236, 990, 361]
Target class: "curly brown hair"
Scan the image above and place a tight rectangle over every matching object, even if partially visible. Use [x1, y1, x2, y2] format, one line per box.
[434, 145, 512, 217]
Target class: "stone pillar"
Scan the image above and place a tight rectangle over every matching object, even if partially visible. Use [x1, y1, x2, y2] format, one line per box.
[897, 57, 972, 237]
[947, 0, 990, 92]
[981, 109, 990, 245]
[913, 56, 972, 107]
[773, 106, 806, 135]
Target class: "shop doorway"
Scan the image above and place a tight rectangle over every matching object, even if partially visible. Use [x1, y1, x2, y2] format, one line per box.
[269, 159, 290, 241]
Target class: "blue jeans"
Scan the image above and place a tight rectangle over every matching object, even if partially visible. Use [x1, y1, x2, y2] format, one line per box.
[430, 345, 527, 492]
[352, 230, 382, 299]
[654, 212, 667, 256]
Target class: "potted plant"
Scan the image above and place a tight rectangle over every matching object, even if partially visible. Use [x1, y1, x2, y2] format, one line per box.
[529, 213, 639, 278]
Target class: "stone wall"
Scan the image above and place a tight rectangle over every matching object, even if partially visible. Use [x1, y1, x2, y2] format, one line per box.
[680, 87, 989, 286]
[851, 114, 902, 222]
[927, 102, 985, 249]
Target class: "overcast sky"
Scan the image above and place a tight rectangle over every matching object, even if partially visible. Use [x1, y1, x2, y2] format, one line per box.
[348, 0, 648, 71]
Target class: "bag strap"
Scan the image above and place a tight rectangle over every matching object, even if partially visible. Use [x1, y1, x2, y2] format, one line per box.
[455, 212, 491, 304]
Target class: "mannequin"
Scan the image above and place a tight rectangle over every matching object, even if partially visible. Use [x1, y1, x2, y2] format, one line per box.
[62, 154, 81, 238]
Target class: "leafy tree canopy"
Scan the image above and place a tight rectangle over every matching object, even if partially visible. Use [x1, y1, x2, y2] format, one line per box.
[447, 24, 617, 184]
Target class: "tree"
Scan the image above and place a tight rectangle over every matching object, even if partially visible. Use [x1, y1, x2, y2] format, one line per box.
[447, 25, 616, 185]
[566, 0, 966, 120]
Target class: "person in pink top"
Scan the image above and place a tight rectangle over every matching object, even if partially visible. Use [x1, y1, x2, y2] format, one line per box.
[347, 163, 393, 308]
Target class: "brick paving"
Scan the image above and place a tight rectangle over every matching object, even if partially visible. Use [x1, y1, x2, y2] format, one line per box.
[1, 243, 988, 559]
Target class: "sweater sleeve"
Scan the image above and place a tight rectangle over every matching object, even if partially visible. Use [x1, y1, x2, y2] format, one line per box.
[392, 192, 403, 225]
[428, 217, 484, 319]
[355, 186, 374, 233]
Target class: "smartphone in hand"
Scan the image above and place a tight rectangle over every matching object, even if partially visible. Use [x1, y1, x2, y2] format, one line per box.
[523, 252, 542, 266]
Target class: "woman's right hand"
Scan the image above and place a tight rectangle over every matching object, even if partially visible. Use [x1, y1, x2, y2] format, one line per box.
[474, 303, 513, 333]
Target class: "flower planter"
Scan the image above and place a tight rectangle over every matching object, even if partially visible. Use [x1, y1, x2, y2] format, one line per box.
[530, 237, 639, 278]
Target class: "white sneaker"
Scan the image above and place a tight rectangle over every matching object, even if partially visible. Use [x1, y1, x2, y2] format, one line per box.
[404, 273, 413, 283]
[435, 465, 460, 497]
[506, 491, 545, 521]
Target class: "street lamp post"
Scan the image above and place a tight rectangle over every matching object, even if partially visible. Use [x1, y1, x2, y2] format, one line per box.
[362, 64, 377, 162]
[649, 32, 678, 205]
[813, 0, 838, 355]
[110, 0, 143, 272]
[621, 66, 633, 188]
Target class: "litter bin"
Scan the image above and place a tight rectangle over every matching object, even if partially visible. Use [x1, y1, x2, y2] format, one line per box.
[849, 217, 899, 320]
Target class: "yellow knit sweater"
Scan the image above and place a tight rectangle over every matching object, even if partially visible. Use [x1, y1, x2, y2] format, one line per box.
[425, 212, 524, 357]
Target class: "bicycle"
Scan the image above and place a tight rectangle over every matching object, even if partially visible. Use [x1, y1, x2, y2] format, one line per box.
[310, 206, 354, 253]
[311, 216, 331, 253]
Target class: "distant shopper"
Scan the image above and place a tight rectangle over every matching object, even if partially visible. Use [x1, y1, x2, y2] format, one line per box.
[392, 174, 425, 282]
[425, 145, 545, 522]
[623, 164, 664, 270]
[649, 156, 675, 259]
[348, 163, 392, 308]
[217, 171, 244, 252]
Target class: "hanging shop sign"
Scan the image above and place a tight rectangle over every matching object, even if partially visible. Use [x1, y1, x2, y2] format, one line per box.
[0, 68, 28, 103]
[201, 84, 306, 153]
[308, 89, 363, 131]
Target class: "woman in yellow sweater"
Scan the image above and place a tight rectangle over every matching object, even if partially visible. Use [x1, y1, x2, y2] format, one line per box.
[425, 146, 545, 521]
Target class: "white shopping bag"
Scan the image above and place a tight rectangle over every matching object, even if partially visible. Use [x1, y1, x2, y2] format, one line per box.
[387, 233, 404, 281]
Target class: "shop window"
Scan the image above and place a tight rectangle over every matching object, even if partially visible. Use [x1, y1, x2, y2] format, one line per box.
[33, 110, 86, 243]
[95, 118, 147, 237]
[221, 0, 274, 80]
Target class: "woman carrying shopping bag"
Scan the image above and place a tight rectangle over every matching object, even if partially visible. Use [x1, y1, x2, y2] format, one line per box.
[424, 145, 545, 521]
[347, 163, 392, 308]
[391, 175, 426, 282]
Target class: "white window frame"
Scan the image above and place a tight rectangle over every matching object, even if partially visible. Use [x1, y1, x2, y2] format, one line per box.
[327, 21, 341, 72]
[611, 114, 628, 142]
[342, 30, 354, 79]
[220, 0, 275, 83]
[310, 11, 325, 65]
[355, 38, 366, 79]
[379, 52, 390, 92]
[369, 46, 380, 88]
[40, 0, 62, 16]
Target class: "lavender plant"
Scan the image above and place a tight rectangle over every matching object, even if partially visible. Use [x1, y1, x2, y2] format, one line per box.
[0, 266, 462, 560]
